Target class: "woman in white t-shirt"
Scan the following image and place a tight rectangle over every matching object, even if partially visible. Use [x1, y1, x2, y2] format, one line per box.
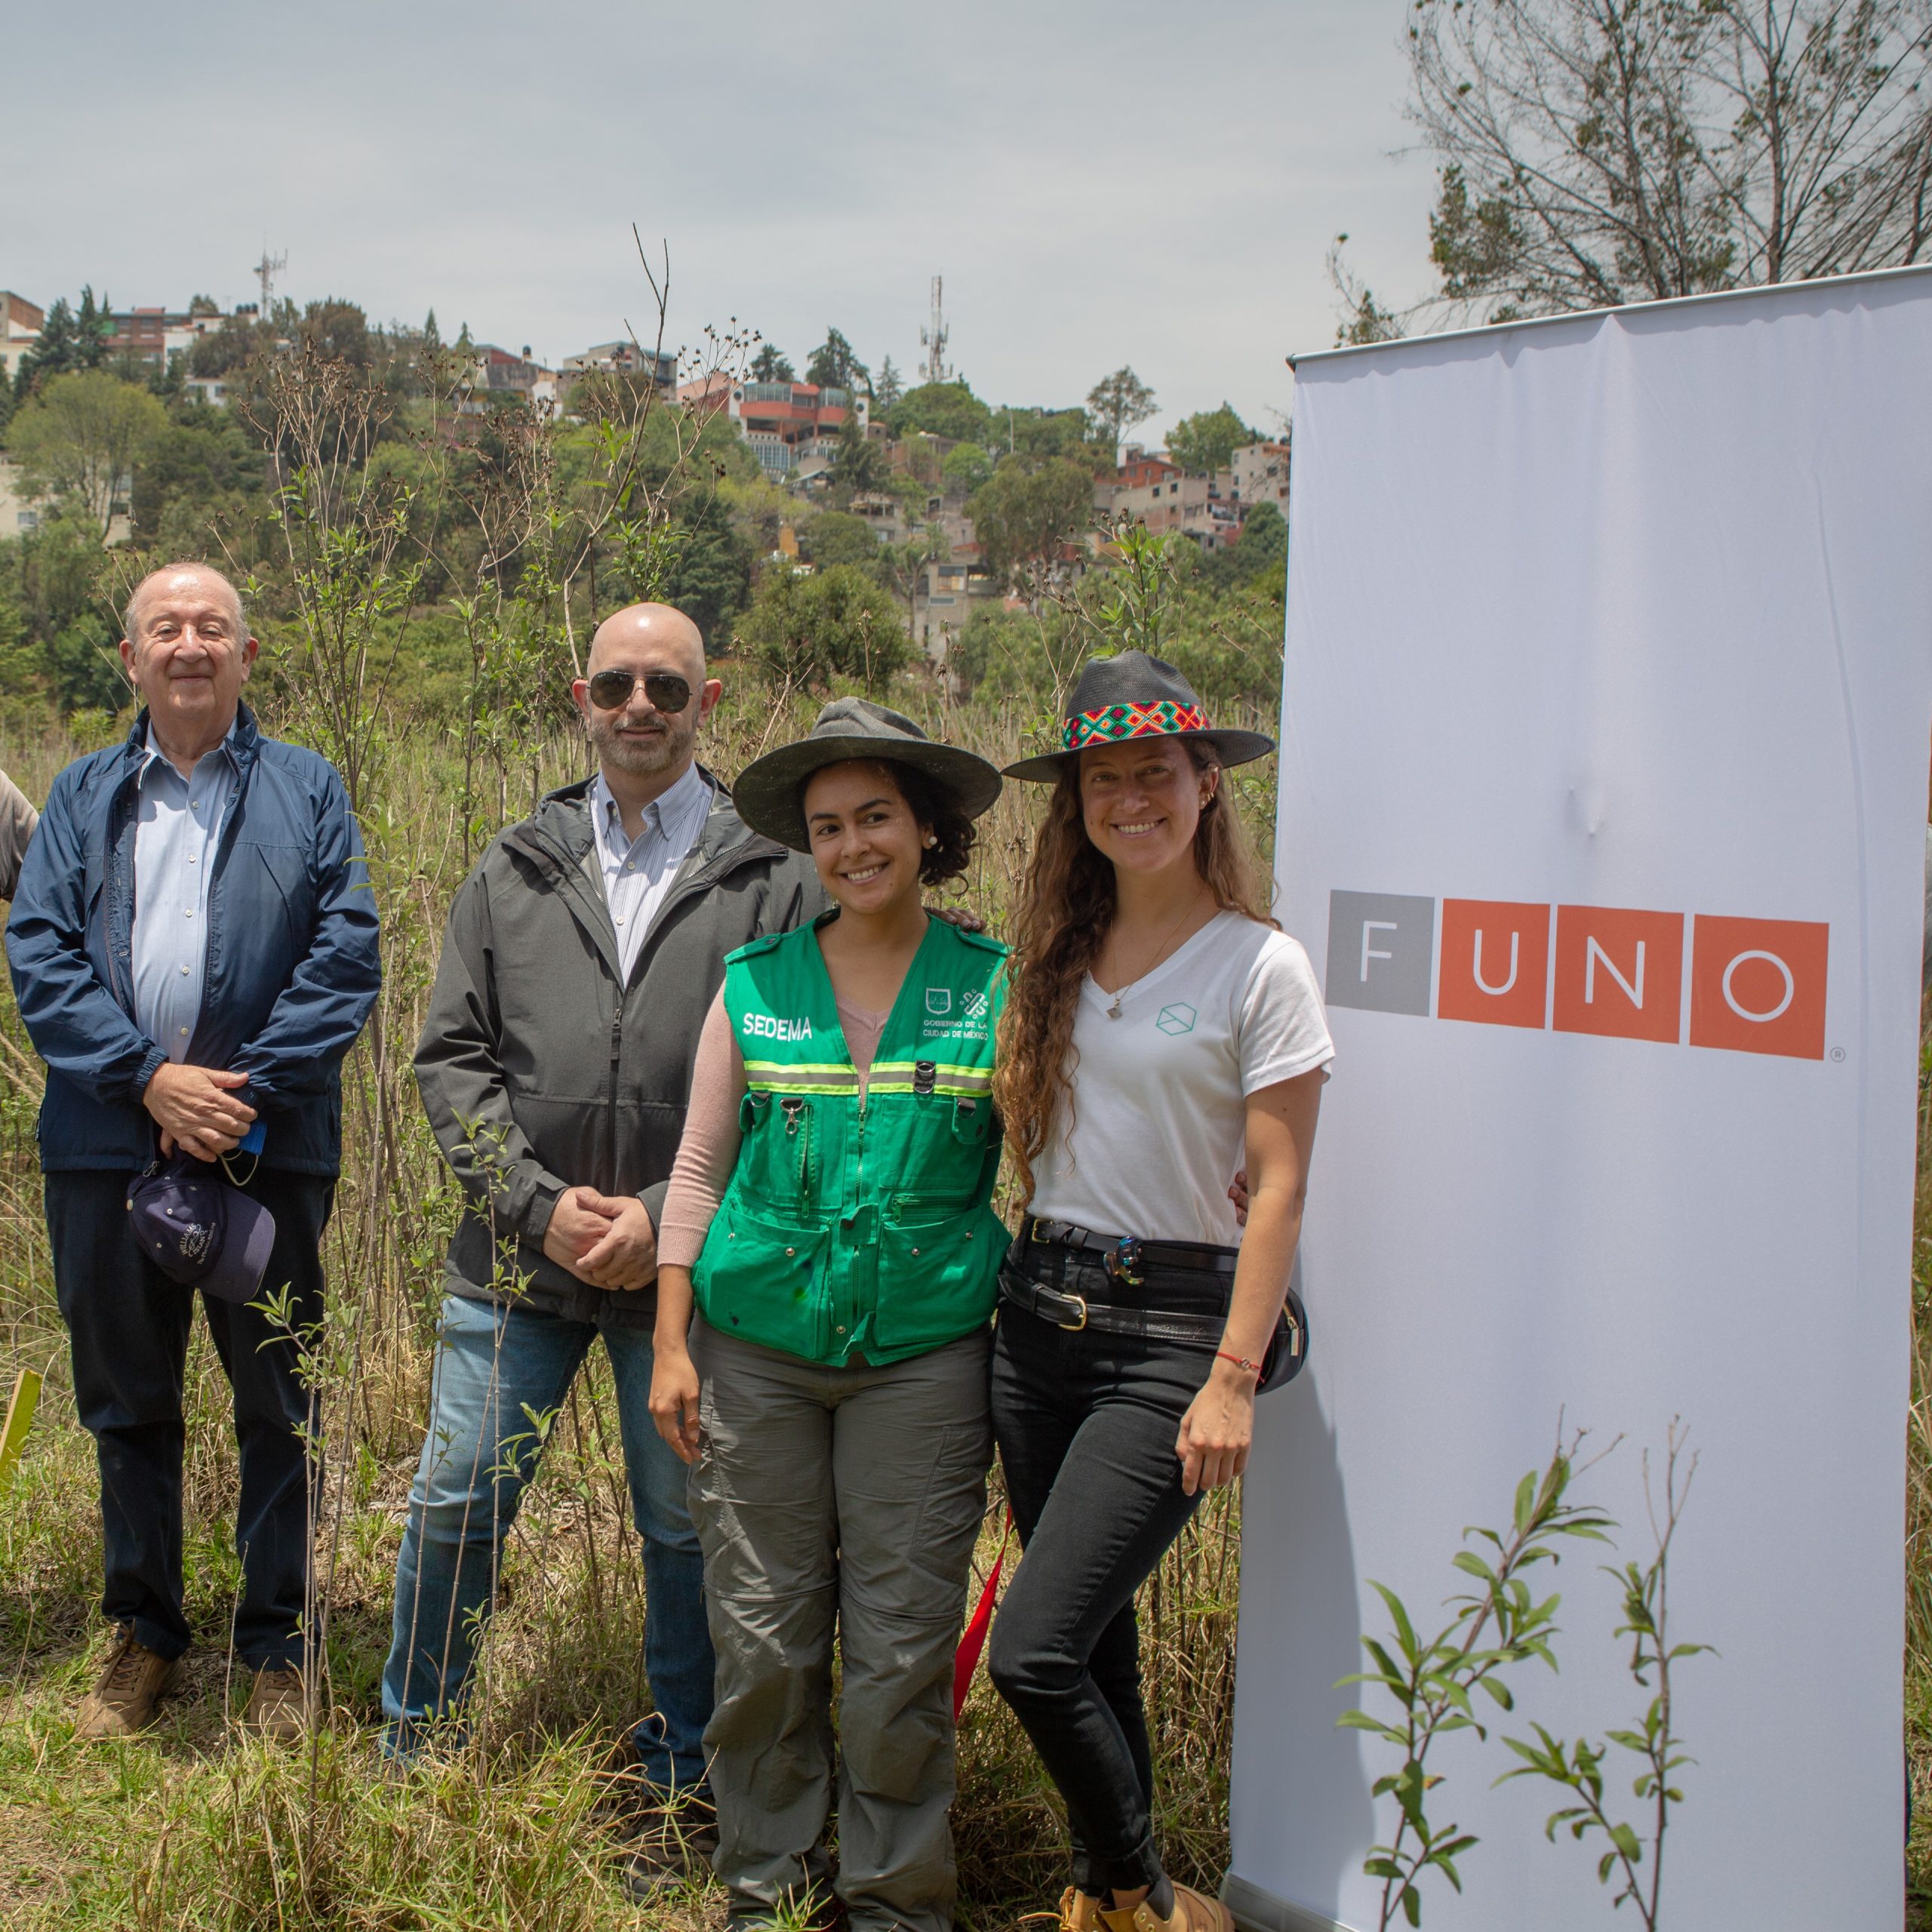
[987, 651, 1332, 1932]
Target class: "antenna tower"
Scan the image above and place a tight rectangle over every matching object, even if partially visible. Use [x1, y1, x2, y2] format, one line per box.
[253, 248, 287, 313]
[919, 275, 951, 384]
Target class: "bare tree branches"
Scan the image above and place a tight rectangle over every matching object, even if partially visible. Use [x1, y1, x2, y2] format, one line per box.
[1349, 0, 1932, 333]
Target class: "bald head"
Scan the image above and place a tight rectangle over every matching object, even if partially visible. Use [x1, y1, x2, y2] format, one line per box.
[574, 601, 721, 800]
[587, 602, 706, 687]
[126, 562, 245, 642]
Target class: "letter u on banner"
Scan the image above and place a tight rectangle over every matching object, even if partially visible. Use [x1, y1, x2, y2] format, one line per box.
[1438, 899, 1552, 1029]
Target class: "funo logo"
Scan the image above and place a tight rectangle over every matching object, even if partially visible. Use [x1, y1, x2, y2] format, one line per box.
[1325, 893, 1828, 1061]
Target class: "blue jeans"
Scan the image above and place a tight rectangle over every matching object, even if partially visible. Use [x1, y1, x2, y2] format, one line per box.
[380, 1292, 713, 1789]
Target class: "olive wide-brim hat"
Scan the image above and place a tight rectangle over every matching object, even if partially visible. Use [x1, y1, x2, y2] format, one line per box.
[1002, 649, 1275, 782]
[733, 697, 1004, 852]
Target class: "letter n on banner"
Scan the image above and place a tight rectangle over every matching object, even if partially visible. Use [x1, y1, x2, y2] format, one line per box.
[1552, 904, 1684, 1043]
[1689, 914, 1829, 1060]
[1438, 900, 1551, 1029]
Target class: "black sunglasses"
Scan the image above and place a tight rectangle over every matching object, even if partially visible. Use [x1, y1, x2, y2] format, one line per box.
[586, 669, 693, 714]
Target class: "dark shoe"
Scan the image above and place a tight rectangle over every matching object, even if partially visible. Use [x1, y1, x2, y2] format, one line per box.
[238, 1665, 308, 1744]
[74, 1626, 178, 1740]
[620, 1789, 719, 1900]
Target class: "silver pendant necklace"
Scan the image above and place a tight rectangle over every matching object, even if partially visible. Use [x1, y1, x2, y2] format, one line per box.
[1103, 892, 1208, 1020]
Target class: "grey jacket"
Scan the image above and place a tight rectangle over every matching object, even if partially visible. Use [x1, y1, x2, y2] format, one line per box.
[414, 765, 825, 1325]
[0, 768, 37, 900]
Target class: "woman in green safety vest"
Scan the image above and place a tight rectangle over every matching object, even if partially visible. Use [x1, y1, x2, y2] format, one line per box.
[651, 697, 1008, 1932]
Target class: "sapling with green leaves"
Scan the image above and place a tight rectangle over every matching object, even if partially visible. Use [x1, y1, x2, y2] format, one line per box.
[1499, 1424, 1708, 1930]
[1339, 1435, 1617, 1930]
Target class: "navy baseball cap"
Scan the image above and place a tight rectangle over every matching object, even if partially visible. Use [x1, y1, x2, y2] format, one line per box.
[126, 1158, 278, 1306]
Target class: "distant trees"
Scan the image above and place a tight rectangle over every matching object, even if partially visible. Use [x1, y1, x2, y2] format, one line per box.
[1166, 402, 1257, 476]
[1352, 0, 1932, 332]
[966, 455, 1096, 585]
[7, 371, 168, 541]
[798, 509, 880, 568]
[805, 327, 870, 394]
[11, 288, 113, 399]
[828, 412, 890, 501]
[750, 343, 795, 383]
[941, 442, 995, 497]
[873, 355, 905, 409]
[736, 561, 911, 691]
[888, 380, 995, 445]
[1086, 366, 1158, 459]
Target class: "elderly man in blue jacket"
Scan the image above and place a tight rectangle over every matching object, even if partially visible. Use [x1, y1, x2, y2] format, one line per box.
[6, 562, 380, 1742]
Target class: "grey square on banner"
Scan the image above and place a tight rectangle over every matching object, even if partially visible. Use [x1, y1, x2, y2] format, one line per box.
[1324, 891, 1436, 1016]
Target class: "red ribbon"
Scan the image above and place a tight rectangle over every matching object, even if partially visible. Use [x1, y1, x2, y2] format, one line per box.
[952, 1512, 1014, 1719]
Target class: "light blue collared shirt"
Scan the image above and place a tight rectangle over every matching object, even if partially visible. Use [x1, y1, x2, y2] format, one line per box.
[591, 761, 712, 980]
[130, 720, 239, 1061]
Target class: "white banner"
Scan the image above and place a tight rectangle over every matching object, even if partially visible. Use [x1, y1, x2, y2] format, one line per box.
[1229, 270, 1932, 1932]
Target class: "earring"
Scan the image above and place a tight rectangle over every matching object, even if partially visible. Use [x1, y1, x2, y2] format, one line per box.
[923, 834, 938, 848]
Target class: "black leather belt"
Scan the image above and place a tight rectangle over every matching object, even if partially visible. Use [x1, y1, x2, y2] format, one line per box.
[999, 1272, 1227, 1347]
[1026, 1217, 1238, 1287]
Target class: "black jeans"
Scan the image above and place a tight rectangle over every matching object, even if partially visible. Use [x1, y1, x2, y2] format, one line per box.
[988, 1242, 1219, 1896]
[46, 1166, 333, 1669]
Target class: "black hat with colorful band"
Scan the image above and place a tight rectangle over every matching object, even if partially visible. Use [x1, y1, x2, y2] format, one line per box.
[1001, 648, 1275, 782]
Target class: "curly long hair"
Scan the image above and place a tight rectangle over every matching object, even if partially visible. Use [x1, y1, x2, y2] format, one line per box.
[993, 740, 1275, 1206]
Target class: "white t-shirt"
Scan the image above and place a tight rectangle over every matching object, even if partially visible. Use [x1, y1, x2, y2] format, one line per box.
[1028, 909, 1334, 1247]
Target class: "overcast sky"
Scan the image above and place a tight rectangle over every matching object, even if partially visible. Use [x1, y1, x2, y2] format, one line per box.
[9, 1, 1435, 444]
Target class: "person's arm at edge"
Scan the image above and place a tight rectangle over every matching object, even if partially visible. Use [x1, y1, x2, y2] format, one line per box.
[0, 770, 38, 902]
[650, 990, 746, 1463]
[1175, 1066, 1324, 1496]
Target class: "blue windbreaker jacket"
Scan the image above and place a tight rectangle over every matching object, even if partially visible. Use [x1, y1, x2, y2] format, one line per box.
[5, 704, 381, 1175]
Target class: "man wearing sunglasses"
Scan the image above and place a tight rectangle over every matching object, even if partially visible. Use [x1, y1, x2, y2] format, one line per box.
[388, 601, 824, 1894]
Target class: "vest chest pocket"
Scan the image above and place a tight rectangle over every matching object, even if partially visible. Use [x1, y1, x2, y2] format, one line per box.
[737, 1091, 814, 1212]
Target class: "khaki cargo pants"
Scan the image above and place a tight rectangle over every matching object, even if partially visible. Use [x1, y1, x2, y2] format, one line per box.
[689, 1315, 992, 1932]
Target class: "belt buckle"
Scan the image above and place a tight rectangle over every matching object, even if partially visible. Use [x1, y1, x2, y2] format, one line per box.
[1057, 1291, 1089, 1331]
[1105, 1236, 1144, 1288]
[1031, 1217, 1052, 1246]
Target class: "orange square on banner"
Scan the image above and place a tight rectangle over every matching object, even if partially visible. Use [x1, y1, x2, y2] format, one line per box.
[1552, 904, 1684, 1043]
[1438, 900, 1551, 1029]
[1689, 915, 1829, 1060]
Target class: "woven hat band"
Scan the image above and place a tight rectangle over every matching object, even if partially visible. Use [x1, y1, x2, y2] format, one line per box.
[1062, 700, 1208, 752]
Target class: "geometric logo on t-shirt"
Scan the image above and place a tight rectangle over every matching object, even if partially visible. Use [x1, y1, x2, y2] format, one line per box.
[1155, 1002, 1197, 1035]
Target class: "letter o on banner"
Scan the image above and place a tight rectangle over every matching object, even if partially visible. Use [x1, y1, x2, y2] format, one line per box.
[1721, 949, 1797, 1024]
[1690, 914, 1829, 1059]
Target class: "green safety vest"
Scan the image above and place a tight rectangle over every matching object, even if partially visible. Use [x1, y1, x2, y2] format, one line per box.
[694, 912, 1009, 1367]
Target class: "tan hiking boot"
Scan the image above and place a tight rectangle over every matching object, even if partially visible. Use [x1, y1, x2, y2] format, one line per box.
[1099, 1883, 1234, 1932]
[1057, 1887, 1106, 1932]
[74, 1626, 177, 1740]
[239, 1665, 308, 1743]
